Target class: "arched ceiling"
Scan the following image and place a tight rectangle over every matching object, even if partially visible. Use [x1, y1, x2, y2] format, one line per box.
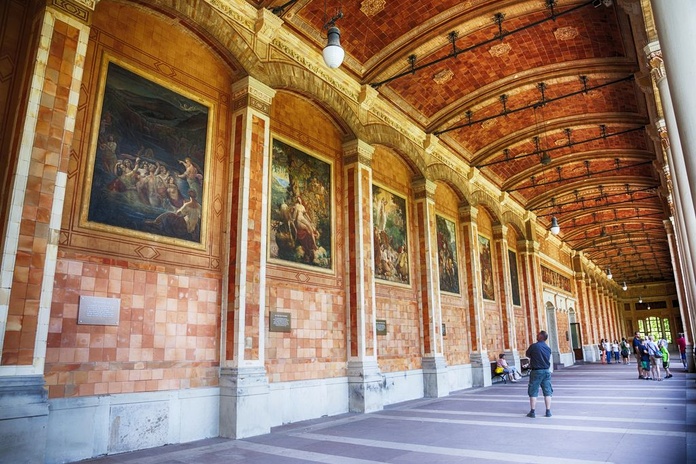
[253, 0, 672, 285]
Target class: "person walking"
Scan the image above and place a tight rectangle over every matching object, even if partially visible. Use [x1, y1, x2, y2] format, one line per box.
[599, 338, 606, 364]
[659, 339, 673, 379]
[525, 330, 553, 418]
[612, 340, 620, 364]
[676, 333, 687, 371]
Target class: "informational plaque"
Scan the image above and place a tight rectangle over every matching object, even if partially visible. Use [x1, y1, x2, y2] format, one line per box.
[442, 323, 447, 337]
[78, 296, 121, 326]
[376, 319, 387, 335]
[270, 311, 291, 333]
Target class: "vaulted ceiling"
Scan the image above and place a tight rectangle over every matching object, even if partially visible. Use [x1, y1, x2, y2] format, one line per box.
[256, 0, 672, 286]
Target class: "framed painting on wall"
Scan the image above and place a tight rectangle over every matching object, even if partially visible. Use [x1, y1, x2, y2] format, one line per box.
[478, 234, 495, 300]
[80, 57, 211, 248]
[373, 184, 409, 285]
[268, 137, 333, 271]
[509, 249, 521, 306]
[436, 214, 460, 294]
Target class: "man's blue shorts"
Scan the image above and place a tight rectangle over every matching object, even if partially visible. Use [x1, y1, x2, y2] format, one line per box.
[527, 369, 553, 397]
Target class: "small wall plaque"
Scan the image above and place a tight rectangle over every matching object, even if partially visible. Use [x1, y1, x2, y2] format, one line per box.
[442, 323, 447, 336]
[78, 296, 121, 326]
[270, 311, 291, 333]
[376, 319, 387, 335]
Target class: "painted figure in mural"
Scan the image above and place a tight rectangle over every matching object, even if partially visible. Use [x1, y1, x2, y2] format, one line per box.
[293, 196, 319, 262]
[178, 156, 203, 199]
[99, 133, 118, 172]
[145, 190, 201, 240]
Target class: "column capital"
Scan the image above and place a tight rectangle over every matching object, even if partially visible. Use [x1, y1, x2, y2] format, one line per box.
[343, 139, 375, 166]
[644, 42, 667, 83]
[458, 204, 478, 222]
[232, 77, 276, 115]
[492, 223, 508, 238]
[411, 177, 437, 200]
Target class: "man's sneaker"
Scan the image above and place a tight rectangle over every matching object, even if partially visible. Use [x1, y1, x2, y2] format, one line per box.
[666, 374, 673, 378]
[526, 411, 536, 418]
[545, 410, 552, 417]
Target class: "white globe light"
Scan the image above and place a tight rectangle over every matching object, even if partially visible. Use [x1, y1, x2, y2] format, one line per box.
[323, 26, 344, 68]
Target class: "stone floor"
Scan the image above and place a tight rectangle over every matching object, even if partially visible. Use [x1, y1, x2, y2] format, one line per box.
[78, 360, 695, 464]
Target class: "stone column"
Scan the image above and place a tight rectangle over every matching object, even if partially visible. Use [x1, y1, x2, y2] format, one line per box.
[458, 205, 489, 386]
[0, 2, 92, 462]
[343, 139, 383, 413]
[519, 236, 545, 339]
[650, 4, 696, 345]
[572, 256, 595, 361]
[412, 178, 448, 397]
[665, 220, 695, 371]
[219, 77, 275, 439]
[644, 41, 696, 346]
[493, 224, 519, 366]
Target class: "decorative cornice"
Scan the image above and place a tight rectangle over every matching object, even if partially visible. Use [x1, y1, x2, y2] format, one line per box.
[255, 8, 284, 44]
[47, 0, 93, 24]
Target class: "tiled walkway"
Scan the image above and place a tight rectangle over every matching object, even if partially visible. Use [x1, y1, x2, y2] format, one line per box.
[79, 361, 695, 464]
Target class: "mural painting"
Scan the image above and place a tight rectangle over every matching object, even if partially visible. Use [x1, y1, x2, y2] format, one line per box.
[269, 138, 332, 270]
[436, 215, 460, 294]
[83, 59, 210, 245]
[509, 249, 521, 306]
[373, 185, 410, 284]
[479, 234, 495, 300]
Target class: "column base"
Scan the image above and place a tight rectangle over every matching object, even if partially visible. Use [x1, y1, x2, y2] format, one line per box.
[219, 366, 270, 439]
[347, 360, 384, 413]
[687, 344, 695, 373]
[583, 344, 599, 363]
[470, 351, 491, 387]
[0, 375, 48, 464]
[422, 355, 449, 398]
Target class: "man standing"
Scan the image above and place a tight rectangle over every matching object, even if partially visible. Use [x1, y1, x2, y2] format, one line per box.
[526, 330, 553, 418]
[676, 333, 687, 371]
[632, 331, 644, 379]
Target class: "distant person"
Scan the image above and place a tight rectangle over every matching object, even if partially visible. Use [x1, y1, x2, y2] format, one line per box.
[645, 334, 663, 381]
[659, 339, 673, 379]
[676, 333, 687, 371]
[525, 330, 553, 418]
[632, 331, 644, 379]
[603, 338, 612, 364]
[496, 353, 521, 382]
[620, 337, 630, 365]
[612, 340, 620, 363]
[637, 336, 651, 380]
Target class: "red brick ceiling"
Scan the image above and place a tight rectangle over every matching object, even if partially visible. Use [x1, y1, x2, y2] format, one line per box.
[260, 0, 672, 285]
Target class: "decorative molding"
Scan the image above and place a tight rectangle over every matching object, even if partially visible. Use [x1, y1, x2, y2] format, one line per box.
[433, 69, 454, 85]
[255, 8, 284, 44]
[232, 76, 276, 115]
[48, 0, 92, 24]
[412, 177, 437, 200]
[343, 139, 374, 166]
[488, 43, 511, 57]
[360, 0, 386, 17]
[554, 26, 579, 41]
